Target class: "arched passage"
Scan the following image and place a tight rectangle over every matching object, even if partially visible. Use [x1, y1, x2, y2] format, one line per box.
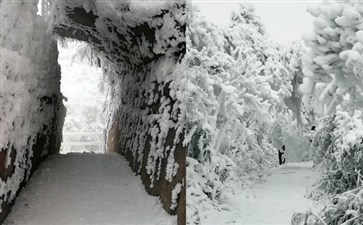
[0, 1, 186, 224]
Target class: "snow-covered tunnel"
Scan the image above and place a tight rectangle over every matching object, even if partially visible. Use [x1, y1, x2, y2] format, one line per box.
[0, 1, 186, 224]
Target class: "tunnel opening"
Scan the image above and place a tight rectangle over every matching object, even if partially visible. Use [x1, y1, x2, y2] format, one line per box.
[1, 0, 186, 224]
[58, 40, 106, 154]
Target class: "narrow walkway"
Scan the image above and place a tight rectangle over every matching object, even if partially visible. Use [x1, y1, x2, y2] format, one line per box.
[4, 154, 175, 225]
[204, 162, 318, 225]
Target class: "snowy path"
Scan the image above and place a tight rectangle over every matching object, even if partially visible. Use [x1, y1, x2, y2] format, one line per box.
[203, 162, 317, 225]
[4, 153, 175, 225]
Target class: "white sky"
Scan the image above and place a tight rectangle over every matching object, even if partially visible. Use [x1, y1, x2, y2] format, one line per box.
[192, 0, 324, 44]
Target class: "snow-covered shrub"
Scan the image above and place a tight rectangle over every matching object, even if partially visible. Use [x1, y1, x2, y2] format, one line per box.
[301, 103, 363, 225]
[321, 187, 363, 225]
[298, 186, 363, 225]
[313, 112, 363, 195]
[309, 116, 335, 165]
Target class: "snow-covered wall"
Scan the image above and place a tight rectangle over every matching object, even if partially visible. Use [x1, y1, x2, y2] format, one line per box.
[51, 1, 186, 224]
[0, 1, 64, 222]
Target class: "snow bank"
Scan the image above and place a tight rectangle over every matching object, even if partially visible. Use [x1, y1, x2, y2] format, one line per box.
[0, 0, 64, 222]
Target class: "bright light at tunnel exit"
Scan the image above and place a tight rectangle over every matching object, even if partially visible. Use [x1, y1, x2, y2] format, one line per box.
[58, 41, 106, 154]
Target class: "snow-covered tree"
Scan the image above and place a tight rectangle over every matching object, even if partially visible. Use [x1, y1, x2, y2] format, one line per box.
[302, 0, 363, 190]
[280, 42, 306, 128]
[299, 2, 363, 224]
[302, 0, 363, 116]
[186, 3, 305, 224]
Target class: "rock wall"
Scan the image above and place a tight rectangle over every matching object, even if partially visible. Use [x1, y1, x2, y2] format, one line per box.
[107, 58, 186, 225]
[52, 1, 186, 224]
[0, 1, 64, 223]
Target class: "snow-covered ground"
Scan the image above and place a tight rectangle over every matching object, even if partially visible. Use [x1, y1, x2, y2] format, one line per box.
[202, 162, 319, 225]
[4, 153, 175, 225]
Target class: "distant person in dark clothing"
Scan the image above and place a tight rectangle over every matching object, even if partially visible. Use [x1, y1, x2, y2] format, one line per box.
[278, 145, 286, 165]
[309, 126, 316, 143]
